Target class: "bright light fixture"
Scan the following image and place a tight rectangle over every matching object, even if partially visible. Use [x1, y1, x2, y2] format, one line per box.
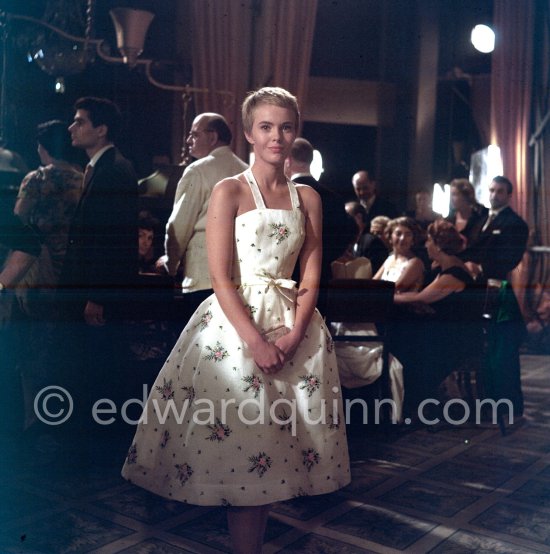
[432, 183, 450, 218]
[471, 24, 495, 53]
[311, 150, 324, 181]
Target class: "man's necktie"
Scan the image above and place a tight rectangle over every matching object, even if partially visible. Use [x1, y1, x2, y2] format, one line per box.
[83, 164, 94, 188]
[482, 211, 497, 232]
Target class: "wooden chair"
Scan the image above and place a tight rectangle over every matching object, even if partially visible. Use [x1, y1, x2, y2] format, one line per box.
[324, 278, 396, 426]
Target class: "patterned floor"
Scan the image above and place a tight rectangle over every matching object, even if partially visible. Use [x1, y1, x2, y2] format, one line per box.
[2, 355, 550, 553]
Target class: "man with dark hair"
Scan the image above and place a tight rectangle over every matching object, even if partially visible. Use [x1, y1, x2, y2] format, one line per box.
[63, 96, 138, 325]
[464, 175, 529, 419]
[49, 97, 139, 433]
[287, 137, 351, 311]
[352, 169, 398, 228]
[162, 112, 247, 320]
[464, 175, 528, 281]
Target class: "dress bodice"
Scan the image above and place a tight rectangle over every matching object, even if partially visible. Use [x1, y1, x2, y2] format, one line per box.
[430, 265, 474, 321]
[232, 169, 305, 285]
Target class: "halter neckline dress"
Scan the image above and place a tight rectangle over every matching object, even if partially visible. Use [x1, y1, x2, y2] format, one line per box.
[122, 169, 350, 506]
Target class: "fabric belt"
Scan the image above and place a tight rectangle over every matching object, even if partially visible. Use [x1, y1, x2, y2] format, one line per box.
[240, 271, 296, 303]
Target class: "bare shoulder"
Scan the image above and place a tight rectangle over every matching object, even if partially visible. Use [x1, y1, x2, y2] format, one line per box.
[212, 175, 246, 198]
[408, 256, 424, 269]
[211, 174, 251, 215]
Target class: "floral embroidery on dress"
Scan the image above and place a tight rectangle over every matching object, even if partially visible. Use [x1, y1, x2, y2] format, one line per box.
[203, 341, 229, 362]
[328, 414, 340, 429]
[242, 374, 263, 397]
[248, 452, 272, 477]
[268, 223, 290, 245]
[277, 408, 293, 432]
[245, 304, 257, 319]
[302, 448, 320, 471]
[126, 444, 137, 464]
[156, 378, 175, 400]
[206, 418, 232, 442]
[175, 463, 194, 485]
[181, 385, 195, 401]
[160, 430, 170, 448]
[299, 374, 321, 397]
[195, 310, 213, 331]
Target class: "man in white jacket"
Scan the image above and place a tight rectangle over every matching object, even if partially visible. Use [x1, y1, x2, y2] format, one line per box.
[162, 113, 247, 318]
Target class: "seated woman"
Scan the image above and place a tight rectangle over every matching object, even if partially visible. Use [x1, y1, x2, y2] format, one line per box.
[373, 216, 425, 291]
[391, 219, 482, 417]
[333, 215, 418, 423]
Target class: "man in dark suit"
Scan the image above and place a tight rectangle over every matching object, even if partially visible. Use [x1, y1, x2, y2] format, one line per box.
[464, 176, 528, 281]
[57, 97, 138, 432]
[352, 169, 398, 229]
[287, 138, 352, 311]
[464, 175, 529, 419]
[62, 97, 138, 324]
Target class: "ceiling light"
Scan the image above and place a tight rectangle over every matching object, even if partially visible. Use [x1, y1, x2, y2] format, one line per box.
[471, 24, 495, 54]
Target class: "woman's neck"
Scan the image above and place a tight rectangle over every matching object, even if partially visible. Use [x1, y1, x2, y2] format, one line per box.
[457, 205, 472, 218]
[251, 162, 287, 190]
[394, 250, 414, 261]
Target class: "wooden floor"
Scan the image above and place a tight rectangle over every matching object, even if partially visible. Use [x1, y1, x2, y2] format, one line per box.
[2, 355, 550, 553]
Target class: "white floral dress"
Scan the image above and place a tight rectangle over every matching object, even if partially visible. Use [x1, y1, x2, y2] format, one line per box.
[122, 169, 350, 506]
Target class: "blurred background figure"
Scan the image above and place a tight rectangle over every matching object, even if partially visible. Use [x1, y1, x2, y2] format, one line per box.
[11, 120, 82, 431]
[138, 210, 162, 274]
[446, 178, 488, 249]
[344, 201, 388, 274]
[406, 189, 440, 230]
[14, 120, 83, 293]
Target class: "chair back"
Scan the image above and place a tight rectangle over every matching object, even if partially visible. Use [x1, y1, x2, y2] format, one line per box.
[330, 257, 373, 280]
[325, 278, 395, 325]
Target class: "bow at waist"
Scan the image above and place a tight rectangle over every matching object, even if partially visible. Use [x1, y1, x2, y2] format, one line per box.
[239, 271, 297, 302]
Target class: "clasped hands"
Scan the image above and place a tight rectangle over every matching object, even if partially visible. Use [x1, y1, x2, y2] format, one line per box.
[252, 331, 300, 374]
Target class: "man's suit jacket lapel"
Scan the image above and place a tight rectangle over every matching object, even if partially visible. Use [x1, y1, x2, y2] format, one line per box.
[75, 147, 115, 214]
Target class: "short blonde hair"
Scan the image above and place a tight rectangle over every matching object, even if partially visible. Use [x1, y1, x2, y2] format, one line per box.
[241, 87, 300, 134]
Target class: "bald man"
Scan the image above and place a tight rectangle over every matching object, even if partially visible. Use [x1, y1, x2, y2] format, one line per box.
[352, 170, 398, 228]
[162, 113, 247, 318]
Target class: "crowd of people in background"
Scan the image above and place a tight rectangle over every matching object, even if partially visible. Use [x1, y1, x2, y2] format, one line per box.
[0, 94, 530, 438]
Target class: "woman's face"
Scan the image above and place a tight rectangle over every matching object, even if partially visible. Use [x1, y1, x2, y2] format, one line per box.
[391, 225, 414, 255]
[245, 104, 296, 166]
[450, 186, 468, 211]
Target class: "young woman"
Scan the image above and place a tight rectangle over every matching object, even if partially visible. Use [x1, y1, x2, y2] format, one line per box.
[122, 87, 350, 553]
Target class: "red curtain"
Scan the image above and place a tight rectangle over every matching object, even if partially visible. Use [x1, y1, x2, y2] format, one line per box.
[490, 0, 534, 221]
[490, 0, 535, 313]
[189, 0, 318, 159]
[189, 0, 255, 159]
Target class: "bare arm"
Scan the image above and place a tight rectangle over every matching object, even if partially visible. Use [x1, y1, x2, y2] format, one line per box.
[13, 172, 38, 224]
[206, 179, 284, 373]
[0, 250, 36, 286]
[394, 273, 465, 304]
[395, 257, 424, 292]
[274, 185, 322, 359]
